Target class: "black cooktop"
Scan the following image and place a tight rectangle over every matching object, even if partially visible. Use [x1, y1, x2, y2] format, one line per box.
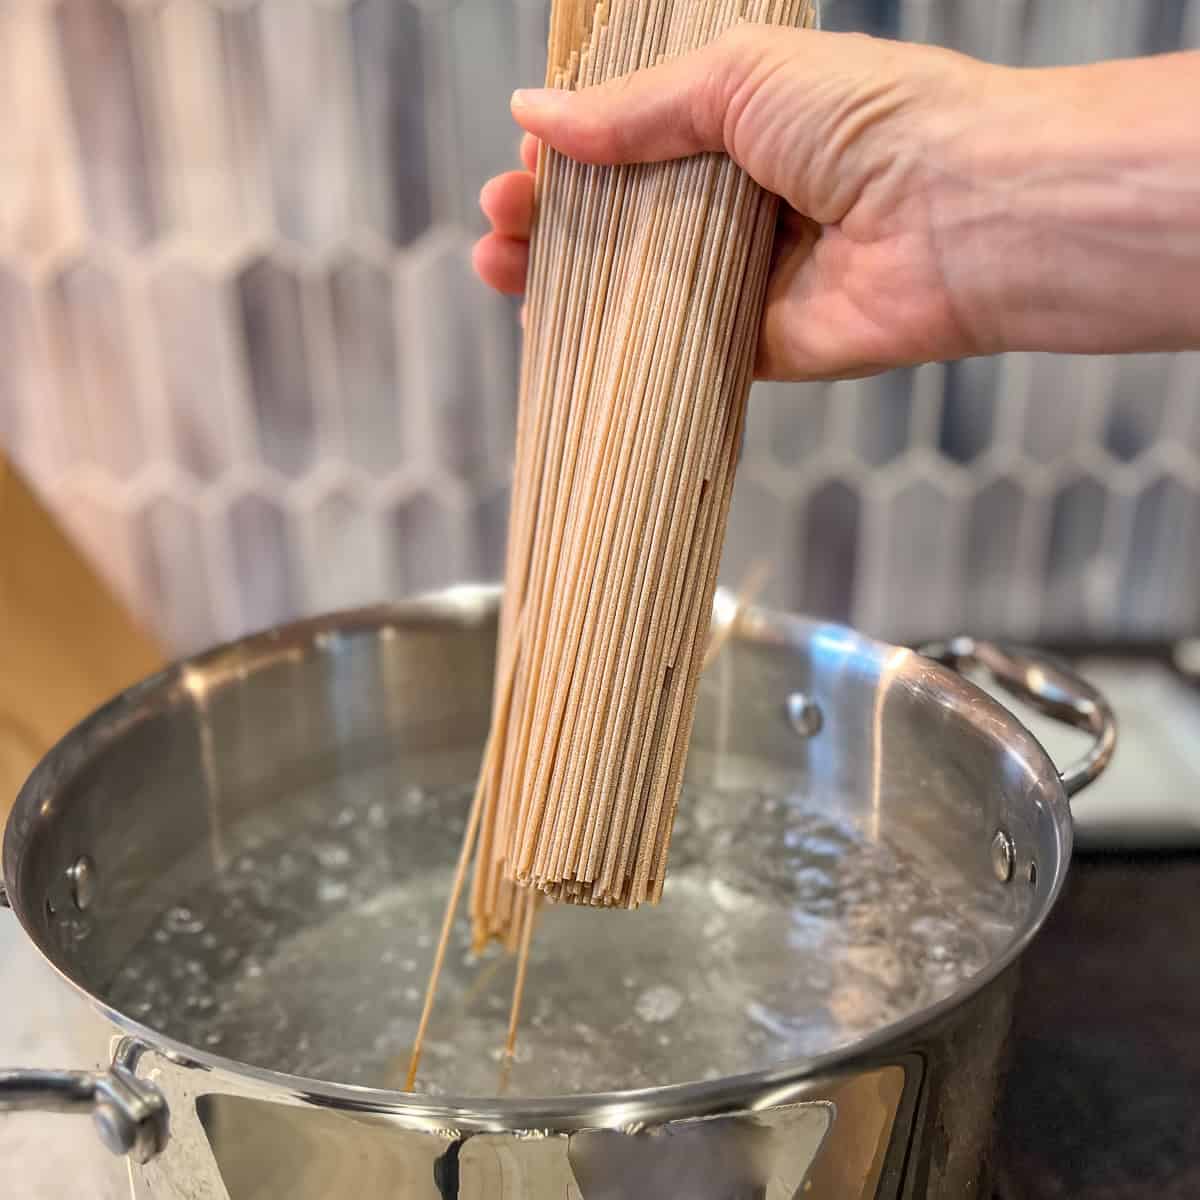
[993, 851, 1200, 1198]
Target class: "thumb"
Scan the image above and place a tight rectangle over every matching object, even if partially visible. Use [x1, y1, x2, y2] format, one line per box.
[511, 25, 791, 172]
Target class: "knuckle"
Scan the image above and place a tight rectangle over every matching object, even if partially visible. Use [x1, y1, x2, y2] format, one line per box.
[707, 26, 773, 149]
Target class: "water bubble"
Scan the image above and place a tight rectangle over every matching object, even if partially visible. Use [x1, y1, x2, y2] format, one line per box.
[636, 986, 683, 1023]
[317, 879, 349, 905]
[708, 879, 752, 914]
[315, 843, 352, 870]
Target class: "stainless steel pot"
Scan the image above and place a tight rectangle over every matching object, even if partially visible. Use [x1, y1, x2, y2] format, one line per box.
[1, 586, 1114, 1199]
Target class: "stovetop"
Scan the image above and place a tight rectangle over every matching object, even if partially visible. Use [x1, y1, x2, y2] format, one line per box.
[994, 850, 1200, 1199]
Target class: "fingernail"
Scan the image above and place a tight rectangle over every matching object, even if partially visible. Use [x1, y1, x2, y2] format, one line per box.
[512, 88, 565, 114]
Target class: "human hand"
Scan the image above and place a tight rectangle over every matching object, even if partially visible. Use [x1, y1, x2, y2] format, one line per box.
[475, 27, 1007, 380]
[475, 28, 1200, 380]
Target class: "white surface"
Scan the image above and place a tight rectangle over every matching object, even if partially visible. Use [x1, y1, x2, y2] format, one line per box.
[0, 913, 128, 1199]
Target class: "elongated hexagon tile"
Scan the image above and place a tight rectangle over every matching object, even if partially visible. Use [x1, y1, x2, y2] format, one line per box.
[148, 259, 247, 480]
[213, 3, 275, 236]
[1079, 0, 1150, 59]
[987, 0, 1035, 65]
[0, 3, 84, 259]
[1023, 0, 1094, 65]
[1041, 474, 1109, 635]
[386, 490, 470, 600]
[228, 491, 298, 635]
[798, 479, 861, 622]
[1173, 355, 1200, 456]
[257, 0, 353, 248]
[149, 0, 248, 240]
[472, 485, 511, 583]
[938, 0, 1027, 63]
[868, 477, 961, 639]
[305, 488, 383, 613]
[326, 251, 402, 477]
[54, 0, 161, 248]
[0, 268, 39, 457]
[721, 477, 786, 608]
[47, 254, 146, 477]
[1019, 355, 1096, 465]
[748, 380, 832, 469]
[1025, 0, 1147, 64]
[450, 0, 522, 228]
[849, 369, 915, 467]
[135, 493, 217, 653]
[348, 0, 432, 248]
[1143, 0, 1193, 53]
[1186, 0, 1200, 48]
[515, 0, 551, 84]
[1118, 474, 1200, 635]
[236, 254, 317, 479]
[964, 475, 1027, 634]
[1101, 353, 1172, 463]
[823, 0, 900, 36]
[938, 356, 1000, 464]
[478, 292, 522, 473]
[406, 235, 492, 482]
[898, 0, 950, 45]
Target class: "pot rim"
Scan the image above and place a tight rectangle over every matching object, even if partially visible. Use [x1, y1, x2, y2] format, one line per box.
[2, 583, 1074, 1132]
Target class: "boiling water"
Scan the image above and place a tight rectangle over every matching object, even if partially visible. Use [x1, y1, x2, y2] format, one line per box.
[106, 761, 1014, 1097]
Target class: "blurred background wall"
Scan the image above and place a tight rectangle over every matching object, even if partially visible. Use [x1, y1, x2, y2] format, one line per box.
[1, 0, 1198, 654]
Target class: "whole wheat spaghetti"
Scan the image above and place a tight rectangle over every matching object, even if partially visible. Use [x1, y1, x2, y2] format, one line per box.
[407, 0, 813, 1089]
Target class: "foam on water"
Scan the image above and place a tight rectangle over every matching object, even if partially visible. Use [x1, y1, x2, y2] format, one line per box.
[106, 766, 1010, 1097]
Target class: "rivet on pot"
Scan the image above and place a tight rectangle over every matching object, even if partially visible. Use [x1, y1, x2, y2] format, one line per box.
[991, 831, 1015, 883]
[786, 692, 823, 738]
[67, 855, 97, 911]
[0, 880, 9, 909]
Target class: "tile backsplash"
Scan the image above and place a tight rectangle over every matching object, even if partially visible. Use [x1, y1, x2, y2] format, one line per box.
[2, 0, 1198, 653]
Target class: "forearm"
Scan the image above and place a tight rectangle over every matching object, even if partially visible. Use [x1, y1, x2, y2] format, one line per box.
[938, 52, 1200, 358]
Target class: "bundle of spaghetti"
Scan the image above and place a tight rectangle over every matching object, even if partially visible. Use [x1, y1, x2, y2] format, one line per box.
[467, 0, 817, 947]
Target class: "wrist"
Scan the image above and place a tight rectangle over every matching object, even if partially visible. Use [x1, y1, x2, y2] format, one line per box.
[929, 54, 1200, 358]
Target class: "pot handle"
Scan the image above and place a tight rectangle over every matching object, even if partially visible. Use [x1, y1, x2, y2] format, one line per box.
[920, 636, 1117, 798]
[0, 1049, 167, 1163]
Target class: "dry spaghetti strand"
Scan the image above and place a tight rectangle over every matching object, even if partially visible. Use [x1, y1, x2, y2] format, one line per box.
[474, 0, 816, 929]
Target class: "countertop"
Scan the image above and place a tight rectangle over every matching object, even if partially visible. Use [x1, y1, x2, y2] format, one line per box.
[0, 459, 163, 818]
